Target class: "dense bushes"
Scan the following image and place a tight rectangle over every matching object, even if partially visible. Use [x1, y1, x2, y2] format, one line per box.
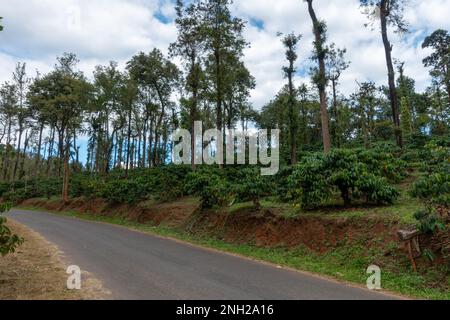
[411, 173, 450, 208]
[0, 148, 409, 211]
[411, 140, 449, 234]
[0, 202, 23, 256]
[233, 168, 270, 209]
[288, 149, 402, 209]
[185, 169, 231, 209]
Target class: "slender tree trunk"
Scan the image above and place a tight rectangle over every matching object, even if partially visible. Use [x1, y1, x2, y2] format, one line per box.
[125, 107, 132, 177]
[57, 129, 64, 176]
[137, 130, 142, 168]
[34, 123, 44, 178]
[19, 131, 29, 179]
[148, 118, 154, 167]
[215, 49, 223, 168]
[332, 79, 340, 147]
[287, 59, 297, 164]
[62, 128, 70, 203]
[142, 120, 147, 168]
[191, 89, 198, 170]
[117, 129, 123, 169]
[2, 119, 12, 180]
[46, 127, 55, 177]
[307, 0, 331, 153]
[12, 124, 23, 181]
[73, 130, 79, 168]
[153, 89, 166, 167]
[380, 1, 403, 148]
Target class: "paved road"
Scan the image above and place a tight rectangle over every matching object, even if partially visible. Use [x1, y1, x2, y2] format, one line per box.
[8, 209, 397, 300]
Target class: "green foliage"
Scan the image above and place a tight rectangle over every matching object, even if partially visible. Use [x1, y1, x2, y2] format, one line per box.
[100, 179, 149, 205]
[414, 208, 446, 234]
[233, 168, 269, 209]
[185, 169, 231, 209]
[0, 182, 12, 197]
[411, 138, 449, 238]
[411, 173, 450, 207]
[354, 173, 399, 204]
[411, 139, 450, 207]
[289, 149, 401, 209]
[0, 202, 24, 257]
[400, 96, 413, 136]
[273, 166, 295, 201]
[36, 178, 62, 199]
[2, 185, 39, 204]
[289, 155, 330, 209]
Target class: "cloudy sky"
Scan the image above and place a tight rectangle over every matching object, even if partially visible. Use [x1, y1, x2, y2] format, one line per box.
[1, 0, 450, 109]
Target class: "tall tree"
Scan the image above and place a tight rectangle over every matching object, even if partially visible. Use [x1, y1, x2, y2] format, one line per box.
[90, 62, 125, 175]
[170, 0, 205, 169]
[222, 57, 255, 131]
[127, 49, 180, 167]
[326, 44, 350, 147]
[353, 81, 378, 148]
[281, 33, 302, 164]
[306, 0, 331, 153]
[0, 82, 17, 180]
[30, 53, 90, 202]
[199, 0, 247, 136]
[12, 63, 30, 181]
[360, 0, 408, 148]
[422, 29, 450, 105]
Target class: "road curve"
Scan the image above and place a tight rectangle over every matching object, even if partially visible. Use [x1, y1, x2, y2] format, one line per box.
[8, 209, 397, 300]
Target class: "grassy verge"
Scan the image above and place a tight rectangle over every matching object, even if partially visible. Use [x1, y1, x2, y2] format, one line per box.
[16, 205, 450, 300]
[1, 219, 108, 300]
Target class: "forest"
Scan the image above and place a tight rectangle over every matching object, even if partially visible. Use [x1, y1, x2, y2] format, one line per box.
[0, 0, 449, 294]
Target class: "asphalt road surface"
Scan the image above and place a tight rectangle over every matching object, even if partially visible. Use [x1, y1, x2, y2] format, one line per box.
[8, 209, 398, 300]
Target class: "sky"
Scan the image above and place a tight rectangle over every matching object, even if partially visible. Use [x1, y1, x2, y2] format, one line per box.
[1, 0, 449, 110]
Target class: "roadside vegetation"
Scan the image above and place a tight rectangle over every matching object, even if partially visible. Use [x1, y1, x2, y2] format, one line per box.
[1, 0, 449, 299]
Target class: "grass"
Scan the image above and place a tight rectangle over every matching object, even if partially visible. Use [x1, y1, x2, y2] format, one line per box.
[1, 219, 107, 300]
[257, 186, 423, 225]
[16, 204, 450, 300]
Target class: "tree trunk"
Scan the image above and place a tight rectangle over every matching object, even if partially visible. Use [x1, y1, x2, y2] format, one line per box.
[332, 79, 340, 148]
[46, 127, 55, 177]
[148, 118, 154, 167]
[34, 123, 44, 178]
[19, 131, 29, 179]
[307, 0, 331, 154]
[142, 120, 148, 168]
[125, 106, 133, 177]
[62, 128, 70, 203]
[2, 119, 12, 180]
[12, 124, 23, 181]
[191, 88, 198, 170]
[288, 57, 298, 164]
[380, 1, 403, 148]
[215, 49, 223, 168]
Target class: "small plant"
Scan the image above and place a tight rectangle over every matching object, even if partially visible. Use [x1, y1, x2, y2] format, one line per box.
[101, 179, 149, 204]
[288, 150, 400, 209]
[234, 168, 269, 210]
[185, 170, 232, 209]
[0, 202, 24, 256]
[289, 155, 330, 209]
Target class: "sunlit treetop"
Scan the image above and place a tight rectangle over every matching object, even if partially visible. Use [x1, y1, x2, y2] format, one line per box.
[360, 0, 409, 34]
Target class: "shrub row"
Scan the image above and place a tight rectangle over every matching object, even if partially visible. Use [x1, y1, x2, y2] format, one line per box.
[0, 148, 406, 210]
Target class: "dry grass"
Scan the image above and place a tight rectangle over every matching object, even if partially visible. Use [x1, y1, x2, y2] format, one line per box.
[0, 219, 109, 300]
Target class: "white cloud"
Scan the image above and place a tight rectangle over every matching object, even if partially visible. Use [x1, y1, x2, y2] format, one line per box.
[1, 0, 449, 109]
